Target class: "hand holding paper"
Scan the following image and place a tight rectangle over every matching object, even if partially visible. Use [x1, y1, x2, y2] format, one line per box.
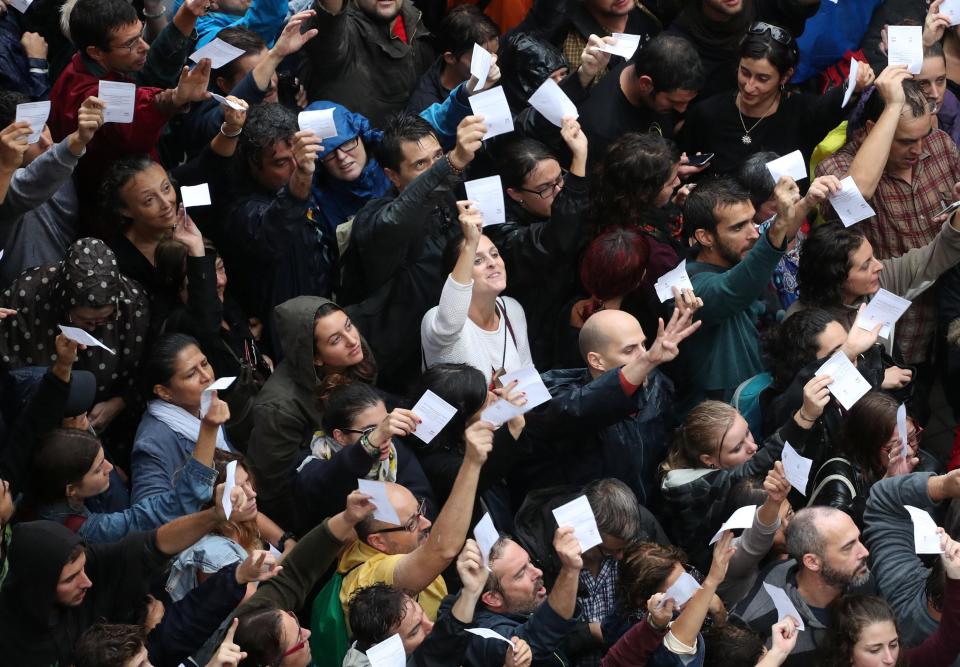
[655, 260, 695, 303]
[15, 101, 50, 144]
[200, 376, 236, 418]
[366, 633, 406, 667]
[781, 442, 813, 496]
[470, 43, 493, 90]
[528, 78, 579, 128]
[474, 513, 500, 567]
[298, 108, 338, 139]
[98, 81, 136, 124]
[905, 505, 944, 554]
[464, 175, 506, 226]
[887, 25, 924, 74]
[710, 505, 756, 544]
[763, 583, 805, 631]
[552, 495, 602, 552]
[58, 325, 115, 354]
[468, 87, 514, 139]
[221, 460, 238, 520]
[815, 350, 871, 410]
[357, 478, 402, 525]
[829, 176, 876, 227]
[855, 289, 911, 338]
[410, 390, 457, 443]
[765, 150, 807, 183]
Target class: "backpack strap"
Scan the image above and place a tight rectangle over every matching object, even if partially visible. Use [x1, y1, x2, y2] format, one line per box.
[807, 458, 857, 507]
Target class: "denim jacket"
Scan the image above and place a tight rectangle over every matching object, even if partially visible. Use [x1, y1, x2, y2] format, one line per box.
[166, 534, 248, 602]
[131, 412, 231, 504]
[40, 457, 217, 543]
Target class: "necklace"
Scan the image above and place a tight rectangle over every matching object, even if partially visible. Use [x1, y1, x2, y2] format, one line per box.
[736, 93, 780, 145]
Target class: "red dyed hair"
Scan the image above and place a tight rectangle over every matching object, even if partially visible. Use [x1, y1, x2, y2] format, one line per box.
[578, 228, 651, 320]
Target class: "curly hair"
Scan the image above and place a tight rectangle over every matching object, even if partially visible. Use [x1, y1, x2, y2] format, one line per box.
[73, 623, 146, 667]
[769, 308, 837, 391]
[797, 222, 868, 308]
[99, 154, 160, 228]
[617, 541, 688, 611]
[349, 583, 410, 650]
[592, 133, 680, 229]
[820, 595, 904, 667]
[237, 103, 298, 170]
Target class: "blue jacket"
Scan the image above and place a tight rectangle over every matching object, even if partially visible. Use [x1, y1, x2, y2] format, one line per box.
[520, 367, 674, 507]
[40, 457, 217, 543]
[172, 0, 286, 47]
[0, 12, 48, 100]
[439, 594, 578, 667]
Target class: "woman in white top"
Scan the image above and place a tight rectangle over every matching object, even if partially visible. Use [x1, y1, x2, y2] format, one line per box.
[421, 200, 533, 385]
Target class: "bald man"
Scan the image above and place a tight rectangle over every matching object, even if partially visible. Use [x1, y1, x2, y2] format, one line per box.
[516, 306, 699, 506]
[336, 422, 492, 624]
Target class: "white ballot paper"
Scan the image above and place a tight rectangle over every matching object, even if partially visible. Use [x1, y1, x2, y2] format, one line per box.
[763, 583, 805, 631]
[58, 324, 115, 354]
[552, 495, 603, 552]
[466, 628, 516, 648]
[765, 150, 807, 183]
[474, 513, 499, 567]
[297, 108, 338, 139]
[470, 43, 493, 90]
[815, 350, 871, 410]
[358, 478, 402, 525]
[465, 175, 506, 226]
[366, 633, 406, 667]
[888, 25, 924, 74]
[222, 460, 237, 519]
[897, 403, 909, 460]
[655, 259, 695, 303]
[481, 365, 552, 425]
[659, 572, 701, 608]
[410, 390, 458, 444]
[469, 87, 514, 139]
[843, 58, 860, 108]
[600, 33, 642, 59]
[782, 441, 813, 496]
[190, 38, 245, 69]
[7, 0, 33, 11]
[210, 92, 246, 111]
[710, 504, 757, 544]
[181, 183, 211, 208]
[856, 288, 911, 338]
[98, 81, 136, 124]
[15, 101, 50, 144]
[829, 176, 876, 227]
[528, 78, 579, 128]
[200, 376, 235, 418]
[905, 505, 944, 554]
[941, 0, 960, 25]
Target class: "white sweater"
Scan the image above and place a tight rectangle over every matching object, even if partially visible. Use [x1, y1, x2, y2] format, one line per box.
[420, 275, 533, 383]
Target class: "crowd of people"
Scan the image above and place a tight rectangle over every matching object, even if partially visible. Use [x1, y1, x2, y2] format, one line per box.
[3, 0, 960, 665]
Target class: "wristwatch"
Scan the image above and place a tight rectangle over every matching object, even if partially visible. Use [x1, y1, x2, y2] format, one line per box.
[277, 531, 296, 553]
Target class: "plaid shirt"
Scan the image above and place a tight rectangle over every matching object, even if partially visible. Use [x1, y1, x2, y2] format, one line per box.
[576, 557, 619, 667]
[816, 129, 960, 363]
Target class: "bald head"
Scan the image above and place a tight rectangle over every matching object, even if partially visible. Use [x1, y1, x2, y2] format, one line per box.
[579, 310, 645, 370]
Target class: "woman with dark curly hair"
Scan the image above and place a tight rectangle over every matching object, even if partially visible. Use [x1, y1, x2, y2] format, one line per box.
[792, 216, 960, 395]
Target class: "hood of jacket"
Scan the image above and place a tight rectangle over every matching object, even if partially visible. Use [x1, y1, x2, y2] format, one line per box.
[660, 467, 715, 491]
[1, 520, 82, 626]
[273, 296, 334, 391]
[499, 31, 569, 110]
[343, 644, 373, 667]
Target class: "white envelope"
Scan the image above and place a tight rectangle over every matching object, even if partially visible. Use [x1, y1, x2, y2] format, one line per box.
[410, 390, 458, 444]
[189, 38, 246, 69]
[469, 87, 514, 139]
[815, 350, 871, 410]
[710, 504, 756, 544]
[600, 33, 642, 59]
[528, 78, 578, 128]
[856, 288, 911, 338]
[181, 183, 212, 208]
[905, 505, 944, 554]
[15, 101, 50, 144]
[763, 583, 805, 631]
[464, 175, 506, 226]
[829, 176, 876, 227]
[200, 376, 235, 418]
[654, 260, 695, 303]
[765, 150, 807, 182]
[358, 478, 402, 526]
[470, 43, 493, 90]
[782, 441, 813, 496]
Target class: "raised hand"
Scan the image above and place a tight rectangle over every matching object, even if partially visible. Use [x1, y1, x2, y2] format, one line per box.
[271, 10, 319, 59]
[646, 593, 675, 628]
[173, 59, 213, 106]
[368, 408, 420, 460]
[464, 420, 495, 466]
[560, 116, 587, 167]
[73, 97, 105, 148]
[173, 204, 205, 256]
[504, 638, 532, 667]
[493, 378, 529, 436]
[449, 115, 487, 171]
[457, 539, 490, 594]
[671, 285, 704, 319]
[843, 305, 880, 359]
[925, 0, 952, 46]
[802, 175, 842, 208]
[20, 31, 47, 59]
[0, 121, 31, 173]
[221, 96, 249, 133]
[882, 365, 913, 390]
[874, 64, 912, 105]
[799, 374, 832, 422]
[235, 549, 282, 584]
[553, 525, 583, 571]
[645, 304, 702, 366]
[577, 34, 613, 86]
[456, 200, 484, 243]
[201, 393, 231, 427]
[768, 616, 799, 662]
[705, 531, 736, 587]
[293, 130, 323, 176]
[214, 483, 247, 522]
[205, 617, 247, 667]
[852, 60, 876, 93]
[54, 333, 81, 369]
[183, 0, 219, 16]
[764, 461, 791, 506]
[344, 488, 376, 525]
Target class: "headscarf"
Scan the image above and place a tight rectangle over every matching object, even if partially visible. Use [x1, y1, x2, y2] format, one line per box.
[307, 101, 391, 230]
[0, 238, 150, 400]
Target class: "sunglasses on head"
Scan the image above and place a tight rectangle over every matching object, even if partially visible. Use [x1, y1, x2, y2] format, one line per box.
[748, 22, 792, 45]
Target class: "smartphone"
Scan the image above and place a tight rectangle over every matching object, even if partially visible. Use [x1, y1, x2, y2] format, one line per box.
[686, 153, 715, 167]
[936, 200, 960, 218]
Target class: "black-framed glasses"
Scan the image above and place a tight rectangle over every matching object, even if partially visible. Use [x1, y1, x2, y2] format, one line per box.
[748, 22, 792, 45]
[518, 169, 567, 199]
[111, 23, 146, 53]
[369, 497, 426, 534]
[321, 135, 361, 163]
[341, 425, 377, 437]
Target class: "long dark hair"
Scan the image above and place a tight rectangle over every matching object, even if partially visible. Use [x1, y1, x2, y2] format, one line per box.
[820, 595, 904, 667]
[840, 392, 900, 484]
[315, 302, 377, 404]
[769, 309, 837, 391]
[32, 428, 102, 506]
[410, 363, 487, 453]
[739, 26, 799, 77]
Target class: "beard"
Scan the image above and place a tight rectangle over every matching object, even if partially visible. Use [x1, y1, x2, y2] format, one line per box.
[506, 577, 545, 616]
[715, 236, 748, 267]
[821, 560, 870, 589]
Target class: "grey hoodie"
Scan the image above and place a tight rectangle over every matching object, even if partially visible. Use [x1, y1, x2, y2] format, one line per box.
[246, 296, 333, 527]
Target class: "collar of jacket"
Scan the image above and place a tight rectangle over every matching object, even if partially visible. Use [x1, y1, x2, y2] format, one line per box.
[352, 1, 430, 58]
[565, 0, 661, 40]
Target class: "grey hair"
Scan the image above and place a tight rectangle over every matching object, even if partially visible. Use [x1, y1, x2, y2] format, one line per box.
[584, 478, 642, 542]
[61, 0, 79, 41]
[785, 506, 837, 561]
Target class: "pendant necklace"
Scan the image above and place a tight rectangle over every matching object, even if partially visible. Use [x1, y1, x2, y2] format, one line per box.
[737, 92, 780, 145]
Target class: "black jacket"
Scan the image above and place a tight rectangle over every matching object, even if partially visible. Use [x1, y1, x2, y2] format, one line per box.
[339, 157, 462, 392]
[0, 521, 168, 666]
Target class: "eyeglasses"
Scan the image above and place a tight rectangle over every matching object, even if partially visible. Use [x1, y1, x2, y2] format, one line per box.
[67, 305, 119, 330]
[369, 497, 426, 534]
[885, 424, 924, 451]
[111, 23, 146, 53]
[748, 22, 792, 45]
[518, 169, 568, 199]
[340, 425, 377, 436]
[281, 611, 307, 659]
[321, 136, 361, 163]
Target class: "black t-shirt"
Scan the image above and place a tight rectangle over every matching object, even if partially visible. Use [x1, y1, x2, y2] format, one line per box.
[578, 63, 677, 163]
[677, 85, 848, 176]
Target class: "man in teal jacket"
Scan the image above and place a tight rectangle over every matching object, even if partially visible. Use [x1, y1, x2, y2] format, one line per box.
[673, 174, 839, 415]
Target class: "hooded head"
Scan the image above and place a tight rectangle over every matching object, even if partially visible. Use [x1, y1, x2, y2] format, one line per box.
[54, 238, 122, 311]
[2, 521, 85, 625]
[499, 32, 570, 110]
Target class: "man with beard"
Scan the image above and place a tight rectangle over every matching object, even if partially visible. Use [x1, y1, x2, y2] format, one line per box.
[299, 0, 434, 126]
[336, 421, 494, 624]
[672, 173, 839, 415]
[732, 506, 872, 666]
[447, 528, 585, 666]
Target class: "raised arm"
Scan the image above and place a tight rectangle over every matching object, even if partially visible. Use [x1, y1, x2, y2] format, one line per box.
[669, 532, 735, 648]
[547, 526, 583, 620]
[392, 421, 492, 593]
[252, 11, 318, 93]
